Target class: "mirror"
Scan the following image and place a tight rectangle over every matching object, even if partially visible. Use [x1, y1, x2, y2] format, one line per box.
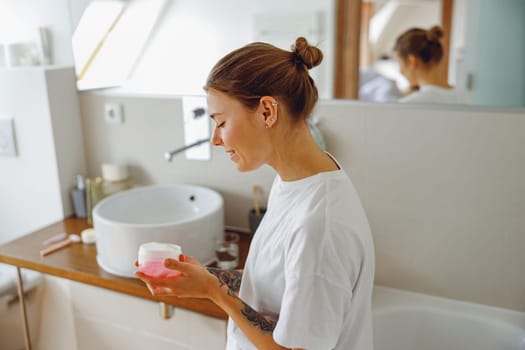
[69, 0, 525, 108]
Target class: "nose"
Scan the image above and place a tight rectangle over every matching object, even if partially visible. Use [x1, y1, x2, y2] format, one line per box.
[211, 126, 223, 146]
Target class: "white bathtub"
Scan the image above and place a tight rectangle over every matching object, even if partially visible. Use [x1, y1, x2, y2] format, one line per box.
[372, 285, 525, 350]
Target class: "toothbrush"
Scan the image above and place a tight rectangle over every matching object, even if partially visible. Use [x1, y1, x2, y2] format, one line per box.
[41, 232, 68, 246]
[40, 234, 81, 256]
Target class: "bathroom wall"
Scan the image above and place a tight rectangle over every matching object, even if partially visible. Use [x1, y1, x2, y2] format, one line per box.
[79, 91, 275, 230]
[79, 92, 525, 313]
[0, 67, 85, 245]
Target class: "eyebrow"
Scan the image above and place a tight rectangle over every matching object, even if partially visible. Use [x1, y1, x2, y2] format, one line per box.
[209, 112, 223, 120]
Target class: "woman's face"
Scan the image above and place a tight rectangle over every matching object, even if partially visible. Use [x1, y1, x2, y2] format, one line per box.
[207, 89, 270, 172]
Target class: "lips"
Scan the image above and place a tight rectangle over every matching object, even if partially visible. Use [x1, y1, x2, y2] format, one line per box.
[226, 150, 236, 160]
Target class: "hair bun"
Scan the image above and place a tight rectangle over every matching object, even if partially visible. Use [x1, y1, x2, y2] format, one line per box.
[427, 26, 444, 42]
[291, 37, 323, 69]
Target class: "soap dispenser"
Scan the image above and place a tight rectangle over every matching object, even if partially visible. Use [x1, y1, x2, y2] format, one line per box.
[71, 175, 87, 218]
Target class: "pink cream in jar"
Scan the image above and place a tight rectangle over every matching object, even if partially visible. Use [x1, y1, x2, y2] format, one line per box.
[137, 242, 182, 279]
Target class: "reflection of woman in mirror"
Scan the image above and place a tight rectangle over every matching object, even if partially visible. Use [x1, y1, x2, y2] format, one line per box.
[394, 26, 468, 104]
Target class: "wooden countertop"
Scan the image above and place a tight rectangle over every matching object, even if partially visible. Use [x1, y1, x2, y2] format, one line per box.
[0, 217, 252, 319]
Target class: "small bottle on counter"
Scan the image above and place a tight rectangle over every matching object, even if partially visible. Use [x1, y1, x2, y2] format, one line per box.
[85, 163, 132, 224]
[101, 163, 133, 197]
[71, 175, 87, 218]
[85, 176, 104, 225]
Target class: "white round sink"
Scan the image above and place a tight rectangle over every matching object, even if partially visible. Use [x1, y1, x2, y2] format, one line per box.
[92, 184, 224, 277]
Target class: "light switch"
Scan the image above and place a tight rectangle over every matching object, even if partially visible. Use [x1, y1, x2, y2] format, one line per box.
[0, 117, 17, 157]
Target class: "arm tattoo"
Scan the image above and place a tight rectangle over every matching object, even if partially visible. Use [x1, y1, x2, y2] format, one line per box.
[240, 303, 277, 333]
[207, 268, 242, 292]
[207, 268, 276, 332]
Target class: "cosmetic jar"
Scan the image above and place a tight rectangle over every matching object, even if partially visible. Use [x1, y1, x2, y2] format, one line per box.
[137, 242, 182, 278]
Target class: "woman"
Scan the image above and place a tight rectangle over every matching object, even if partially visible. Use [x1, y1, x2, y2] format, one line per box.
[136, 37, 375, 350]
[394, 26, 468, 104]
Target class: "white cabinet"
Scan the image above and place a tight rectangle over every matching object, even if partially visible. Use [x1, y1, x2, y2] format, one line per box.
[69, 282, 227, 350]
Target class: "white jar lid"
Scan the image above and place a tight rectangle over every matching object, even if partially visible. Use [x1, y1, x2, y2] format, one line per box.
[81, 228, 96, 244]
[138, 242, 182, 264]
[101, 163, 128, 182]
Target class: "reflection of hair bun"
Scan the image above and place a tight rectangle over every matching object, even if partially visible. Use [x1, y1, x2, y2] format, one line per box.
[427, 26, 444, 42]
[292, 37, 323, 70]
[394, 26, 443, 65]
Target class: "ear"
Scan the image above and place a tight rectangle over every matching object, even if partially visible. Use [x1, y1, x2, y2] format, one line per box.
[407, 54, 419, 69]
[259, 96, 279, 128]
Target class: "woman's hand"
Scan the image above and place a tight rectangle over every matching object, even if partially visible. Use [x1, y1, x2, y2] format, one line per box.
[136, 258, 292, 349]
[178, 254, 201, 266]
[135, 255, 218, 299]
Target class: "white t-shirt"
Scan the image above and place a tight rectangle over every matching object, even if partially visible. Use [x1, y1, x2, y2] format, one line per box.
[226, 167, 375, 350]
[399, 85, 469, 105]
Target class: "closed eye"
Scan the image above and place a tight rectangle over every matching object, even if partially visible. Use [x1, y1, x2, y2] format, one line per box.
[217, 121, 225, 128]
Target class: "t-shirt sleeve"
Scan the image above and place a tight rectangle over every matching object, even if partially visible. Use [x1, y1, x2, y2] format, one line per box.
[273, 273, 349, 349]
[273, 219, 356, 349]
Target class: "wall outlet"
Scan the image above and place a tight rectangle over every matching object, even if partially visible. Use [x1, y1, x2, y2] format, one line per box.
[104, 103, 124, 124]
[0, 117, 17, 157]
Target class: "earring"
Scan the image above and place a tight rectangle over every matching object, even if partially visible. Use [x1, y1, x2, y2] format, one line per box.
[265, 125, 270, 129]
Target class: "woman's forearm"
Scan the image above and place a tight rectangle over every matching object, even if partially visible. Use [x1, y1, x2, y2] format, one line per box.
[209, 278, 288, 350]
[206, 268, 243, 294]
